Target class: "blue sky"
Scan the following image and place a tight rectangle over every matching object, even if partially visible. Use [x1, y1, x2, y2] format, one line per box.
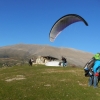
[0, 0, 100, 54]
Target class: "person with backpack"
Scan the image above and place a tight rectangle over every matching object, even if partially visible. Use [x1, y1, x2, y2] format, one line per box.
[61, 56, 67, 67]
[92, 60, 100, 88]
[84, 53, 100, 88]
[29, 58, 34, 66]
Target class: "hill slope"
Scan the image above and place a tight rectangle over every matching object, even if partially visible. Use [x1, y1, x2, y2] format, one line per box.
[0, 44, 94, 67]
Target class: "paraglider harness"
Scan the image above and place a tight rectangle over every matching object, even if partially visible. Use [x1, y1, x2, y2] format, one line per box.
[84, 57, 95, 77]
[84, 53, 100, 77]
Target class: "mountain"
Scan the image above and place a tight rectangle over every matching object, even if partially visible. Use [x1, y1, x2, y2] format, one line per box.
[0, 44, 94, 67]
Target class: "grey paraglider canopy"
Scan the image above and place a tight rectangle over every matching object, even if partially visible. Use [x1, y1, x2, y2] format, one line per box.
[49, 14, 88, 42]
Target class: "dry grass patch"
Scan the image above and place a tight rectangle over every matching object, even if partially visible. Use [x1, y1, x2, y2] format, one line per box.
[5, 75, 26, 82]
[42, 68, 77, 74]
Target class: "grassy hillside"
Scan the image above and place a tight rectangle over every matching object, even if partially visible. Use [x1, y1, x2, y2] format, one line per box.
[0, 65, 100, 100]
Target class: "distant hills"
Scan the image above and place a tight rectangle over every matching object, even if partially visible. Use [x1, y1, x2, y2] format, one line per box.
[0, 44, 94, 67]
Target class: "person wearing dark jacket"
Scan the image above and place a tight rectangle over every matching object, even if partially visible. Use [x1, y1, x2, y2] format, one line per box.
[61, 56, 67, 67]
[29, 58, 34, 66]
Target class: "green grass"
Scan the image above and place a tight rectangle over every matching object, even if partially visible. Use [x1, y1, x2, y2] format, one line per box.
[0, 65, 100, 100]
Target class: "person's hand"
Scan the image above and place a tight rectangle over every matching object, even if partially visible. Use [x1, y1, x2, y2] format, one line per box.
[94, 72, 99, 76]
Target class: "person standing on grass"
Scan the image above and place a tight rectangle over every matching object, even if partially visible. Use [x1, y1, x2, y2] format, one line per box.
[85, 53, 100, 88]
[29, 58, 34, 66]
[61, 56, 67, 67]
[92, 60, 100, 88]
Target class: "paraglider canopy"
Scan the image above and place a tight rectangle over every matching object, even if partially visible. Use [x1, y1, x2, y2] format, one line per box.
[49, 14, 88, 42]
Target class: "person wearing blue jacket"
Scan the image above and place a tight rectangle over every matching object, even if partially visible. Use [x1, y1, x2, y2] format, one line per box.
[93, 60, 100, 88]
[86, 53, 100, 88]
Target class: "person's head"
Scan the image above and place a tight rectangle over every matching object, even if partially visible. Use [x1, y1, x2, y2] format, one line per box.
[94, 53, 100, 60]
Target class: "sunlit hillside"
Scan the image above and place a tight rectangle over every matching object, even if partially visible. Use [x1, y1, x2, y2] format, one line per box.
[0, 44, 94, 67]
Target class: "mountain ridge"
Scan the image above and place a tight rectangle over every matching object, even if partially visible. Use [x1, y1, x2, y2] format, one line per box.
[0, 44, 94, 67]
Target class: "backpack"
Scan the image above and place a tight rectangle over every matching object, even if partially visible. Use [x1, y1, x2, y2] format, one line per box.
[84, 53, 100, 77]
[84, 57, 95, 77]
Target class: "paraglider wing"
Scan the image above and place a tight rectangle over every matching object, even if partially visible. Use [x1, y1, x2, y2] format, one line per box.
[49, 14, 88, 42]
